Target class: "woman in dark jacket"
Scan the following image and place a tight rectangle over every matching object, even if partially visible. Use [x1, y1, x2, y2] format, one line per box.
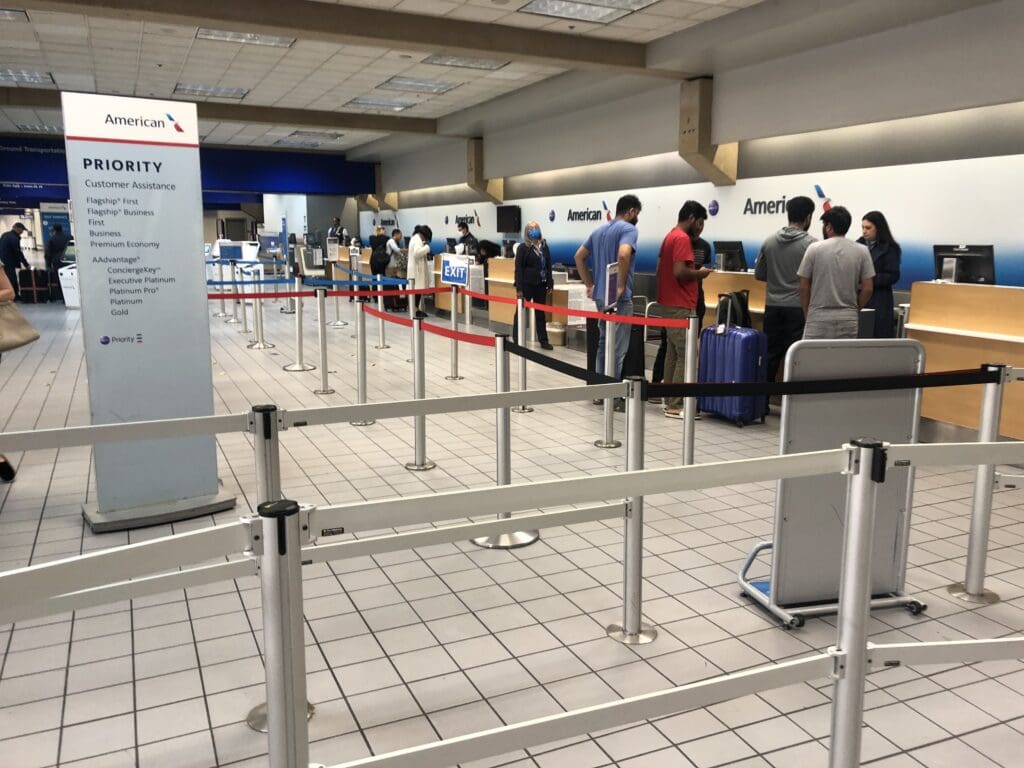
[513, 220, 554, 350]
[857, 211, 901, 338]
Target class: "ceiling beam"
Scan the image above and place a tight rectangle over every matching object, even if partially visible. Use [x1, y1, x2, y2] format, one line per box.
[28, 0, 682, 77]
[0, 87, 437, 135]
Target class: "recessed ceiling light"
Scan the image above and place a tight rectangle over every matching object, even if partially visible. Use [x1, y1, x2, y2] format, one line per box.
[289, 129, 344, 141]
[378, 75, 455, 95]
[0, 8, 28, 22]
[196, 28, 295, 48]
[0, 68, 54, 84]
[519, 0, 628, 23]
[174, 82, 248, 99]
[273, 138, 321, 148]
[421, 54, 509, 71]
[16, 123, 62, 133]
[346, 96, 415, 112]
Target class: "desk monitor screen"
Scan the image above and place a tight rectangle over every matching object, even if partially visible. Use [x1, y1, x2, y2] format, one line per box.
[713, 241, 747, 271]
[932, 245, 995, 284]
[219, 244, 243, 261]
[258, 234, 280, 252]
[445, 237, 457, 253]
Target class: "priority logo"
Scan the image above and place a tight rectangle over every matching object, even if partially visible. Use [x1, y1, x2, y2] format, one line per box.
[166, 113, 185, 134]
[814, 184, 832, 212]
[548, 210, 555, 222]
[99, 334, 142, 345]
[708, 200, 719, 216]
[100, 335, 111, 345]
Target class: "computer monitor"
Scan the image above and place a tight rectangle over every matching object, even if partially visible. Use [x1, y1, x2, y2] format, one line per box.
[932, 245, 996, 284]
[219, 243, 243, 261]
[713, 241, 748, 271]
[445, 237, 457, 253]
[258, 233, 281, 253]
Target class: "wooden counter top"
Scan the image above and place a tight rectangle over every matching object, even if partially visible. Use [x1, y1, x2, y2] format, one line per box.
[906, 281, 1024, 438]
[702, 270, 766, 329]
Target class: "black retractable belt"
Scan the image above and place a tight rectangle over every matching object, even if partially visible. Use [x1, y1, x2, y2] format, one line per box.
[504, 340, 619, 385]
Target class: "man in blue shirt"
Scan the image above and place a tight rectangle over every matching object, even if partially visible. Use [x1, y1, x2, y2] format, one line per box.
[573, 194, 641, 378]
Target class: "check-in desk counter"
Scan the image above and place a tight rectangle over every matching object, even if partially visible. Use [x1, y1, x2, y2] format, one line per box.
[486, 258, 517, 325]
[906, 281, 1024, 438]
[701, 270, 765, 330]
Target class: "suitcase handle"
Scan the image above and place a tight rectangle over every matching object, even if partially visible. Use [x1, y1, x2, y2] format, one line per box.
[715, 293, 733, 334]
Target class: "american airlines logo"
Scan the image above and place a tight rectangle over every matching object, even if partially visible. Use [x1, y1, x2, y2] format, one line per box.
[103, 113, 185, 133]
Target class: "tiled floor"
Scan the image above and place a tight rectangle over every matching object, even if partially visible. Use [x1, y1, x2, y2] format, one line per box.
[1, 296, 1023, 768]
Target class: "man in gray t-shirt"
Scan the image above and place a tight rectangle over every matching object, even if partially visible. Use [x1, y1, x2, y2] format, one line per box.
[797, 206, 874, 340]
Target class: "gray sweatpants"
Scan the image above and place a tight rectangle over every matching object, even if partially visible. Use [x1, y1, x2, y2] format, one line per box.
[802, 310, 858, 340]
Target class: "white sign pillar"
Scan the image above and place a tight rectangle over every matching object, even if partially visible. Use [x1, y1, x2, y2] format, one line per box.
[62, 92, 235, 531]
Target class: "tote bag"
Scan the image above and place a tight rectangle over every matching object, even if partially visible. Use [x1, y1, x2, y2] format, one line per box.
[0, 300, 40, 352]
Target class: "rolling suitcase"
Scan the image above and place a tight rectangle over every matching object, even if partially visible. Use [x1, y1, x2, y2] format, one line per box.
[697, 297, 767, 426]
[18, 269, 49, 304]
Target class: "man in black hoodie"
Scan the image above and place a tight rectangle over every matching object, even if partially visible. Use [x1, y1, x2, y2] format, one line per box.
[755, 196, 816, 388]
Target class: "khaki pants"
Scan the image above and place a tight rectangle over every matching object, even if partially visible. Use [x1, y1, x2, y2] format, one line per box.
[661, 306, 691, 410]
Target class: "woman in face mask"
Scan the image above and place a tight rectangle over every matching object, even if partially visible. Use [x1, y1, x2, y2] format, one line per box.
[513, 220, 554, 350]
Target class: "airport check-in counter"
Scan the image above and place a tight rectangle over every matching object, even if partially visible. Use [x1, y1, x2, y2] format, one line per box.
[906, 281, 1024, 438]
[484, 258, 587, 343]
[701, 270, 766, 330]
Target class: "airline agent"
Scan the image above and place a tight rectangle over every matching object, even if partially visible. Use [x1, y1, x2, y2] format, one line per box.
[513, 221, 554, 350]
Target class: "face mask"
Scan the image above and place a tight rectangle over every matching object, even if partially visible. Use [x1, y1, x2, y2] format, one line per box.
[527, 228, 542, 240]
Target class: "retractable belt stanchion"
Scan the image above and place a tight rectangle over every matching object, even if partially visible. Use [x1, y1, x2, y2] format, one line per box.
[446, 284, 463, 381]
[682, 314, 699, 465]
[949, 363, 1008, 604]
[828, 438, 887, 768]
[608, 377, 656, 644]
[313, 288, 334, 395]
[238, 269, 250, 336]
[283, 277, 315, 372]
[281, 257, 295, 315]
[212, 260, 229, 317]
[406, 277, 416, 363]
[472, 335, 539, 550]
[329, 282, 348, 329]
[226, 259, 241, 324]
[350, 306, 375, 427]
[512, 298, 533, 414]
[595, 315, 621, 449]
[375, 274, 389, 349]
[404, 318, 436, 471]
[246, 405, 315, 740]
[248, 276, 273, 350]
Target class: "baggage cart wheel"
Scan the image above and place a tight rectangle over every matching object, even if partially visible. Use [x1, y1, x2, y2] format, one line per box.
[784, 615, 805, 630]
[906, 601, 927, 616]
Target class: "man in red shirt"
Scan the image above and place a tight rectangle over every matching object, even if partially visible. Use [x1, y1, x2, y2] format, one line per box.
[657, 201, 714, 418]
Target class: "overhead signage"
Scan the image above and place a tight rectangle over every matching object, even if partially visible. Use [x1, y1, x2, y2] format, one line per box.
[62, 91, 232, 530]
[440, 254, 471, 286]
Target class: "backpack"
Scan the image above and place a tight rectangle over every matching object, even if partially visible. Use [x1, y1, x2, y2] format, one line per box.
[716, 290, 752, 327]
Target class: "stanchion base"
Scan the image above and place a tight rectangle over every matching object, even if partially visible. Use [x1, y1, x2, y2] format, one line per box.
[245, 701, 315, 733]
[947, 582, 1001, 604]
[405, 459, 437, 472]
[283, 363, 316, 372]
[280, 308, 295, 315]
[349, 419, 376, 427]
[606, 623, 658, 645]
[314, 388, 336, 395]
[329, 320, 349, 328]
[212, 311, 230, 318]
[471, 530, 540, 549]
[445, 375, 465, 381]
[224, 317, 242, 325]
[512, 405, 534, 414]
[375, 345, 390, 350]
[594, 439, 623, 449]
[246, 341, 275, 350]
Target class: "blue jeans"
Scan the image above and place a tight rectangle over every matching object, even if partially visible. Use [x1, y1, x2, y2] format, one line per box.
[594, 295, 634, 378]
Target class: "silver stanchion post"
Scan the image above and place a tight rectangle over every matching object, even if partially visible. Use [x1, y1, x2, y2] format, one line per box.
[239, 269, 250, 336]
[949, 363, 1007, 604]
[446, 284, 463, 381]
[608, 377, 656, 644]
[280, 256, 295, 315]
[213, 260, 229, 317]
[406, 277, 417, 362]
[245, 405, 315, 738]
[463, 286, 472, 327]
[682, 313, 699, 465]
[350, 307, 375, 427]
[512, 298, 533, 414]
[404, 318, 436, 471]
[472, 335, 539, 549]
[248, 276, 274, 350]
[283, 278, 315, 372]
[828, 439, 887, 768]
[375, 274, 389, 349]
[313, 288, 334, 395]
[226, 259, 241, 324]
[595, 316, 621, 449]
[329, 282, 348, 329]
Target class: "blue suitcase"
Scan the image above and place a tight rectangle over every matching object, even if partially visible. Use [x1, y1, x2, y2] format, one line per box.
[697, 323, 768, 426]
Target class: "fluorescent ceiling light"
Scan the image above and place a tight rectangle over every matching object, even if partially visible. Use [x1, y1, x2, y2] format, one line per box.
[175, 82, 248, 99]
[196, 28, 295, 48]
[274, 138, 321, 148]
[346, 96, 414, 112]
[585, 0, 659, 9]
[378, 76, 455, 95]
[289, 129, 344, 141]
[0, 8, 29, 21]
[0, 68, 54, 84]
[16, 123, 62, 133]
[421, 54, 508, 71]
[519, 0, 628, 22]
